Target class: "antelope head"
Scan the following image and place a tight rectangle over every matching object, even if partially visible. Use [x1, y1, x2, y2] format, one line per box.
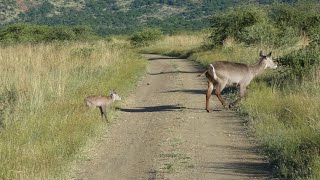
[260, 51, 277, 69]
[110, 90, 122, 101]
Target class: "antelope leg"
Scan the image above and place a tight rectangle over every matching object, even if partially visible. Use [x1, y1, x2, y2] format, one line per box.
[206, 81, 214, 112]
[215, 82, 228, 109]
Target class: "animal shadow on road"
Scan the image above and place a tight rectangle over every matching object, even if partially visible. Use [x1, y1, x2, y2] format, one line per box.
[117, 105, 186, 113]
[147, 56, 179, 61]
[162, 87, 239, 112]
[148, 70, 202, 76]
[163, 86, 239, 95]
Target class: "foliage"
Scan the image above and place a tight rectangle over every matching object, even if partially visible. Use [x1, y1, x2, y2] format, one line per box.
[1, 0, 267, 36]
[309, 25, 320, 44]
[240, 22, 299, 48]
[208, 2, 319, 48]
[0, 23, 99, 44]
[270, 2, 320, 34]
[130, 28, 163, 47]
[208, 5, 262, 47]
[277, 43, 320, 80]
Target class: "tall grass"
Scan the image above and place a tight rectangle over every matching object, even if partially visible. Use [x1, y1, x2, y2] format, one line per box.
[141, 32, 204, 58]
[241, 82, 320, 179]
[0, 41, 146, 179]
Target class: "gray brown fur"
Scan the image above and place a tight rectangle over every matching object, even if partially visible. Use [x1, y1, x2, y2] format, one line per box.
[85, 92, 122, 121]
[202, 51, 277, 112]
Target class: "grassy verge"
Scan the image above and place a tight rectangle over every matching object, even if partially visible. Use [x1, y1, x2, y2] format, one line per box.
[142, 34, 320, 179]
[140, 32, 205, 58]
[0, 41, 146, 179]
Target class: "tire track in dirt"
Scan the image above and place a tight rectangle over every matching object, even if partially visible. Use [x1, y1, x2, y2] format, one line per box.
[73, 54, 272, 180]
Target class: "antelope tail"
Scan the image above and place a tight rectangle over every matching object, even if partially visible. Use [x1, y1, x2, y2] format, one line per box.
[198, 70, 207, 77]
[199, 64, 217, 81]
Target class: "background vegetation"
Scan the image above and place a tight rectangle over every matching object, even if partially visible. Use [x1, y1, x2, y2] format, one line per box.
[0, 23, 99, 45]
[129, 28, 163, 47]
[0, 0, 297, 36]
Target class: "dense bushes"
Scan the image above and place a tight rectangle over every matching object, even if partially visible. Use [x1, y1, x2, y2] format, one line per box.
[0, 23, 98, 44]
[208, 5, 260, 47]
[277, 44, 320, 81]
[129, 28, 163, 47]
[208, 3, 320, 48]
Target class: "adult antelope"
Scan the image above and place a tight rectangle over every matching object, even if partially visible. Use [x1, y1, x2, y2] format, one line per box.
[200, 51, 277, 112]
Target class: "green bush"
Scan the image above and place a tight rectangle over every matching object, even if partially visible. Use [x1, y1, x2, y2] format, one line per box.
[240, 23, 299, 48]
[129, 28, 163, 47]
[270, 2, 320, 35]
[309, 25, 320, 45]
[208, 5, 263, 47]
[277, 44, 320, 80]
[0, 23, 99, 45]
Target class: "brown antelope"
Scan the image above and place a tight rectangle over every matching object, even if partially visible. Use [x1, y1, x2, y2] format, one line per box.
[85, 91, 122, 121]
[200, 51, 277, 112]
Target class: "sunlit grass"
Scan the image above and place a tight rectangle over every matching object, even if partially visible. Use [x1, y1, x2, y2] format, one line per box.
[141, 32, 205, 57]
[241, 83, 320, 179]
[0, 41, 146, 179]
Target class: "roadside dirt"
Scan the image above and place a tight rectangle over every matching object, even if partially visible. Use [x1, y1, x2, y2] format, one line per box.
[73, 54, 272, 180]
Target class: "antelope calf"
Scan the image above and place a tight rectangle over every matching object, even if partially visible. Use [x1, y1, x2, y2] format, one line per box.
[200, 51, 277, 112]
[85, 91, 122, 121]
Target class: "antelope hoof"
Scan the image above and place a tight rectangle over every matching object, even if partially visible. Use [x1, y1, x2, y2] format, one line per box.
[229, 103, 236, 109]
[206, 109, 211, 113]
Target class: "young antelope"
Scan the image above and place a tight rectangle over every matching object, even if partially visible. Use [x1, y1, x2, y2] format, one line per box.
[85, 92, 122, 121]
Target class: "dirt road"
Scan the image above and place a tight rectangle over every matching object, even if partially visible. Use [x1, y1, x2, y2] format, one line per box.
[73, 54, 271, 179]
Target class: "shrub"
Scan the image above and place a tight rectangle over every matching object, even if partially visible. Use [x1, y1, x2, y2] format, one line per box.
[309, 25, 320, 45]
[208, 5, 263, 47]
[129, 28, 163, 47]
[240, 23, 299, 48]
[277, 44, 320, 81]
[0, 23, 99, 45]
[270, 2, 320, 35]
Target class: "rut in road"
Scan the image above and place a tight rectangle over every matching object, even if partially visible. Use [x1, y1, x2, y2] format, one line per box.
[73, 54, 272, 179]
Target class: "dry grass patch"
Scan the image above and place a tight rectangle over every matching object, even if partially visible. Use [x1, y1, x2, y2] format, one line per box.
[0, 41, 146, 179]
[141, 33, 204, 57]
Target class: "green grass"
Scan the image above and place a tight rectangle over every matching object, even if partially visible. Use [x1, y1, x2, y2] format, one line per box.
[240, 83, 320, 179]
[0, 41, 147, 179]
[140, 32, 205, 58]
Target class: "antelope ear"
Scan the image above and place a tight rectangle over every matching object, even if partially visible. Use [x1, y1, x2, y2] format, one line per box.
[267, 51, 272, 57]
[259, 51, 263, 57]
